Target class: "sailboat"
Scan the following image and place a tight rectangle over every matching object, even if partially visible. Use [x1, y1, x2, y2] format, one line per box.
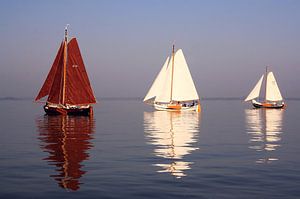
[35, 25, 96, 115]
[244, 67, 285, 109]
[143, 45, 201, 112]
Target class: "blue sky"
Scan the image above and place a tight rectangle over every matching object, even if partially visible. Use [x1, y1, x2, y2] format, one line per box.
[1, 0, 300, 98]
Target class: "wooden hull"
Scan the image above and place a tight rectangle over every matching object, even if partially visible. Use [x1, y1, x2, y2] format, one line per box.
[252, 100, 285, 109]
[44, 105, 93, 116]
[154, 103, 200, 112]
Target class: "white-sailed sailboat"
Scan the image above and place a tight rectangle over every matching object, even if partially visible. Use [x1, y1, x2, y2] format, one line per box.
[143, 45, 201, 112]
[244, 67, 285, 109]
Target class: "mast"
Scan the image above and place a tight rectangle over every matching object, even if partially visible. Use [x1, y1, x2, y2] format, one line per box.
[62, 25, 69, 105]
[265, 66, 268, 102]
[170, 45, 175, 103]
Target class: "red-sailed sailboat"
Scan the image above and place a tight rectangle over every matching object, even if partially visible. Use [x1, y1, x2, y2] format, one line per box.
[35, 25, 96, 115]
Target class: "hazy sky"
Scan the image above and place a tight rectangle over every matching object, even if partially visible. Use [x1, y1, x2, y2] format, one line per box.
[1, 0, 300, 98]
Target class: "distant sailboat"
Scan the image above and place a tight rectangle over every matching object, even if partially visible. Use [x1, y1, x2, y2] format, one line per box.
[244, 67, 285, 109]
[35, 25, 96, 115]
[143, 45, 201, 111]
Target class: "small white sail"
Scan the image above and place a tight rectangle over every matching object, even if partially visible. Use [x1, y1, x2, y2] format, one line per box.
[266, 72, 283, 102]
[143, 57, 170, 102]
[244, 75, 264, 102]
[172, 49, 199, 101]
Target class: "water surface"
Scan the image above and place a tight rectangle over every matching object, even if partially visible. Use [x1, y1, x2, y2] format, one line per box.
[0, 99, 300, 198]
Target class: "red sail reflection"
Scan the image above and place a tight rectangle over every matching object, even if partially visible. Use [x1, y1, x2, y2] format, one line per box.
[36, 115, 95, 191]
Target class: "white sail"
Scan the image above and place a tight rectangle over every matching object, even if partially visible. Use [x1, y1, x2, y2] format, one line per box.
[244, 75, 264, 102]
[155, 58, 173, 103]
[143, 57, 170, 102]
[172, 49, 199, 101]
[155, 49, 199, 103]
[266, 72, 283, 102]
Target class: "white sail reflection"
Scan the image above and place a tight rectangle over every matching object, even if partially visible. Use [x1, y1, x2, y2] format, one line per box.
[245, 109, 283, 163]
[144, 111, 200, 178]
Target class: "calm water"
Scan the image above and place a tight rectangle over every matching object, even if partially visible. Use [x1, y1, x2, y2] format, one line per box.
[0, 99, 300, 198]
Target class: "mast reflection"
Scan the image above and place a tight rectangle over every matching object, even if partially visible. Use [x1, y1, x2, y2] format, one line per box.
[36, 115, 95, 191]
[144, 111, 200, 178]
[245, 109, 283, 163]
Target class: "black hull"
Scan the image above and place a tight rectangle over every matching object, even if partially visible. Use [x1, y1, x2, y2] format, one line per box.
[44, 106, 92, 116]
[252, 103, 285, 109]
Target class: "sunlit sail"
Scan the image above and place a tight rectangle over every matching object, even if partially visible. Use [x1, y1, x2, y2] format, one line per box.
[144, 111, 200, 178]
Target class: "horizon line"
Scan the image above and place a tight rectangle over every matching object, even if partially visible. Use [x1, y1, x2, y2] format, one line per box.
[1, 96, 300, 101]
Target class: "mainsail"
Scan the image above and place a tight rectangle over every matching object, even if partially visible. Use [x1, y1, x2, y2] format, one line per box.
[35, 38, 96, 105]
[266, 72, 283, 102]
[64, 38, 96, 105]
[171, 49, 199, 101]
[244, 75, 264, 102]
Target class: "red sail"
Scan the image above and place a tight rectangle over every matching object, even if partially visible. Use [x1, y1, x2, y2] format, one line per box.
[35, 42, 64, 101]
[47, 41, 66, 104]
[64, 38, 96, 105]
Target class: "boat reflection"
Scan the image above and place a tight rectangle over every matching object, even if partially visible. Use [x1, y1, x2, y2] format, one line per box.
[245, 109, 283, 163]
[36, 115, 95, 191]
[144, 111, 200, 178]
